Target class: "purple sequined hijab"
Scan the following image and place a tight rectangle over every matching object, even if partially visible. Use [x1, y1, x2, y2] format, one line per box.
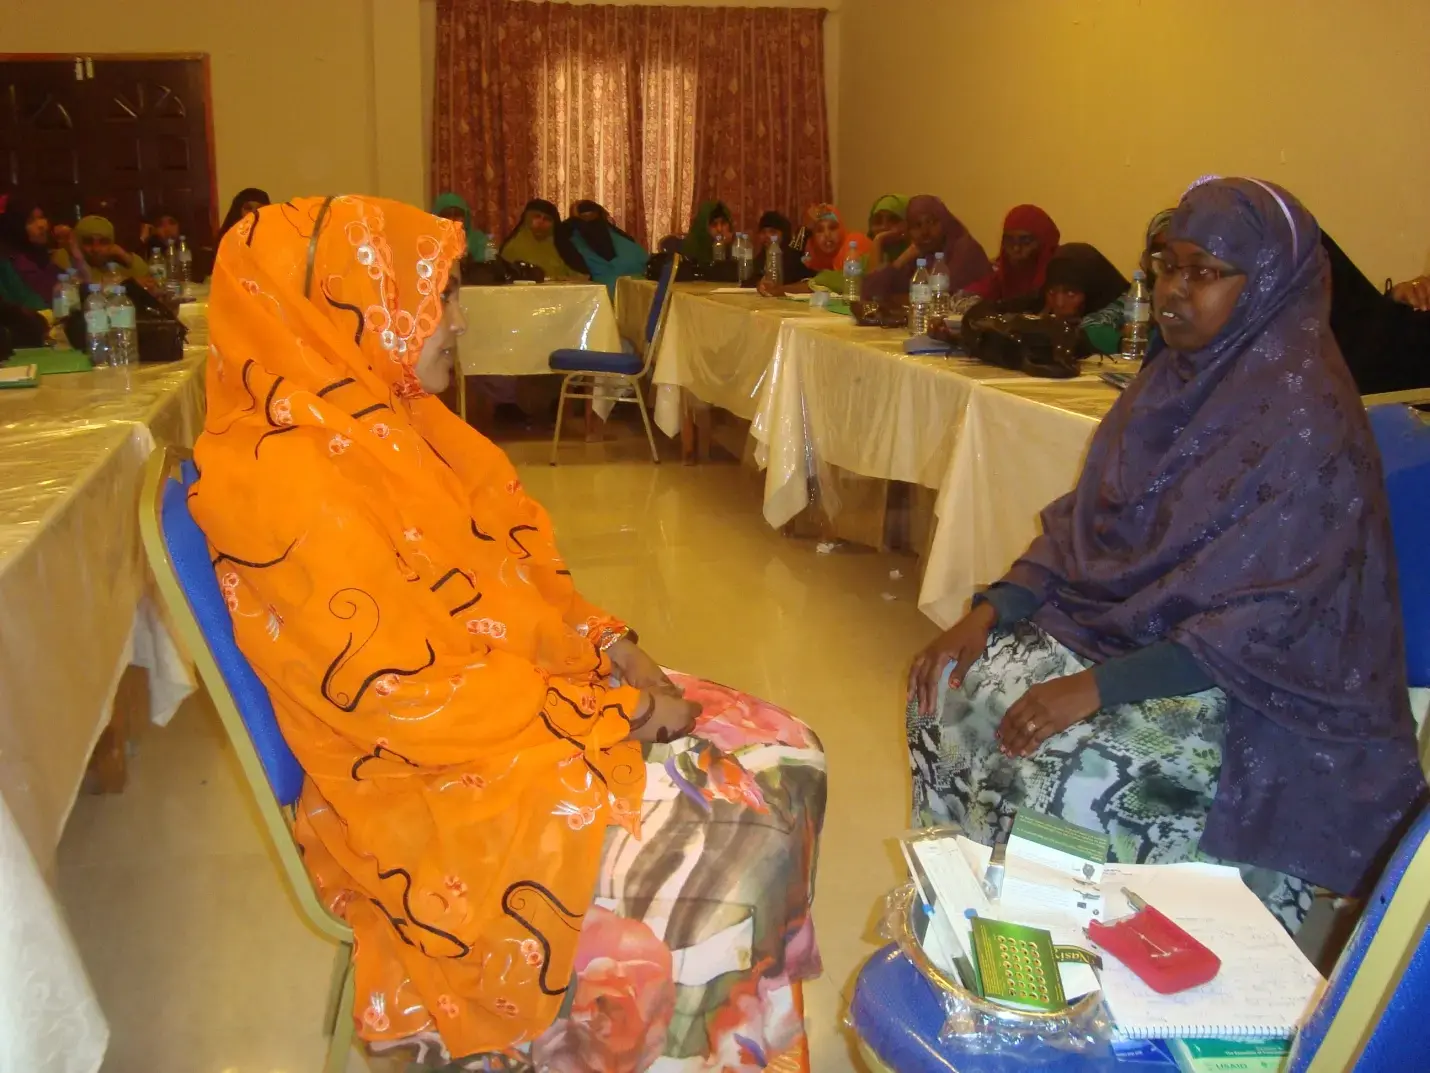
[1006, 178, 1425, 893]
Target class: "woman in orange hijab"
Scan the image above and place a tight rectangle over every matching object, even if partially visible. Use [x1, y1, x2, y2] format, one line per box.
[191, 196, 826, 1068]
[758, 203, 873, 298]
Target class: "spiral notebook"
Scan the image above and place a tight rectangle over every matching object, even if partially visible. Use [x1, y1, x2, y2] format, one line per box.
[1094, 863, 1324, 1040]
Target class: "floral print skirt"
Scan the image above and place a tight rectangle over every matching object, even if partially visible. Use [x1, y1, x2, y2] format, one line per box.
[905, 622, 1313, 932]
[375, 674, 827, 1071]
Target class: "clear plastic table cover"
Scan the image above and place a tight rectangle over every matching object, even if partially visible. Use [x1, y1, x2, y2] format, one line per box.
[455, 282, 622, 376]
[917, 377, 1114, 628]
[650, 286, 847, 438]
[751, 320, 1042, 529]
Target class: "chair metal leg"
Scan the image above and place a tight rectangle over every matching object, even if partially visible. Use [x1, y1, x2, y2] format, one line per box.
[631, 376, 661, 464]
[550, 375, 570, 466]
[324, 945, 356, 1073]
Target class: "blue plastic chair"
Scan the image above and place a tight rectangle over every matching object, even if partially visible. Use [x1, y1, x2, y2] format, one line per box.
[1368, 403, 1430, 690]
[138, 448, 357, 1073]
[549, 255, 680, 465]
[851, 802, 1430, 1072]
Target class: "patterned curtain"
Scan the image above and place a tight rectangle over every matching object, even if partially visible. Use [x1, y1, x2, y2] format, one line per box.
[432, 0, 831, 246]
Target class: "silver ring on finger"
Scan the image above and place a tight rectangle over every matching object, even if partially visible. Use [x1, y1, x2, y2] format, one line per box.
[1027, 721, 1039, 736]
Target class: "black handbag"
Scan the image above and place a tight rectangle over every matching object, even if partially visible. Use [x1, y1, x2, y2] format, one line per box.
[961, 298, 1082, 379]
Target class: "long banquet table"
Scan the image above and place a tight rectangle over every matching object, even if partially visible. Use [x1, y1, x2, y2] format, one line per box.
[456, 281, 622, 377]
[0, 351, 210, 1072]
[618, 280, 1122, 626]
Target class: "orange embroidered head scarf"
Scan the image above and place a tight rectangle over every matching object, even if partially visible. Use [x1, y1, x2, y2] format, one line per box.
[800, 202, 873, 274]
[190, 195, 646, 1056]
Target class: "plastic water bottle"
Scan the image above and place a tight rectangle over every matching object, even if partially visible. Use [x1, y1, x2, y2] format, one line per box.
[929, 252, 951, 318]
[163, 238, 180, 299]
[63, 273, 81, 316]
[52, 273, 71, 319]
[909, 258, 932, 335]
[1120, 270, 1151, 362]
[176, 235, 194, 299]
[83, 284, 112, 366]
[483, 240, 497, 263]
[147, 247, 168, 292]
[843, 240, 863, 303]
[734, 233, 754, 283]
[106, 283, 138, 366]
[763, 234, 783, 288]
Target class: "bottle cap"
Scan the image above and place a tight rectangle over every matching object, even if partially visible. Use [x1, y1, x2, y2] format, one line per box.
[849, 240, 857, 248]
[1133, 269, 1147, 280]
[935, 252, 945, 260]
[88, 283, 100, 292]
[917, 258, 927, 267]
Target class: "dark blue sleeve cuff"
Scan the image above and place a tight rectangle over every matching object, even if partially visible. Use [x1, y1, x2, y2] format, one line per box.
[974, 582, 1043, 629]
[1092, 641, 1214, 707]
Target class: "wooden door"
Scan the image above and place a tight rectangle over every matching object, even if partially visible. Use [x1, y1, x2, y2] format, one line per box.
[0, 58, 88, 224]
[84, 58, 215, 248]
[0, 55, 215, 248]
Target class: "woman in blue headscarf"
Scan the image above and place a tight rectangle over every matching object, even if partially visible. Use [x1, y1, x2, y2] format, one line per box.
[554, 201, 648, 297]
[906, 177, 1424, 929]
[432, 192, 489, 263]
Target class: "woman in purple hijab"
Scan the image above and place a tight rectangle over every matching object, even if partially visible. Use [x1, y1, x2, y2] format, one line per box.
[906, 177, 1425, 928]
[861, 194, 989, 302]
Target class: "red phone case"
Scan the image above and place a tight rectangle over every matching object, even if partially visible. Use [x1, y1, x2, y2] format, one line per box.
[1086, 904, 1221, 994]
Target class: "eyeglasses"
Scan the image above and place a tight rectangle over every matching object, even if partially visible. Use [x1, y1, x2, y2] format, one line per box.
[1149, 252, 1244, 285]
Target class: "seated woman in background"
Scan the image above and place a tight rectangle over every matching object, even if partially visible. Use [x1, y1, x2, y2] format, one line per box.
[498, 198, 583, 281]
[194, 195, 824, 1067]
[680, 199, 735, 264]
[555, 200, 649, 297]
[1041, 242, 1130, 355]
[432, 192, 489, 265]
[140, 213, 181, 256]
[217, 187, 271, 244]
[758, 203, 870, 297]
[906, 177, 1425, 930]
[965, 204, 1061, 301]
[0, 196, 62, 310]
[866, 194, 909, 266]
[1321, 229, 1430, 394]
[862, 195, 990, 303]
[57, 216, 152, 285]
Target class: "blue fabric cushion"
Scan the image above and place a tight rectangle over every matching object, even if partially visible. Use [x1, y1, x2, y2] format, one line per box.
[162, 461, 306, 807]
[549, 348, 643, 375]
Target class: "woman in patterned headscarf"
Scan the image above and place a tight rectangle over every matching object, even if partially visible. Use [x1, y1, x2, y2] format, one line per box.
[907, 178, 1424, 930]
[191, 196, 825, 1067]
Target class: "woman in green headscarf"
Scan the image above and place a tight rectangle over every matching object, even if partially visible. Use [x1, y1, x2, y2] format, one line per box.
[432, 192, 489, 262]
[499, 198, 583, 281]
[680, 199, 734, 264]
[867, 194, 910, 266]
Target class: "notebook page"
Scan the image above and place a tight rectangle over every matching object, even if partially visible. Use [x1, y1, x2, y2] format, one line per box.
[1098, 862, 1324, 1039]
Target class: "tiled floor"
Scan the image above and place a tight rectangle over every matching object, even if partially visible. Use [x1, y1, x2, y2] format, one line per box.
[57, 432, 942, 1072]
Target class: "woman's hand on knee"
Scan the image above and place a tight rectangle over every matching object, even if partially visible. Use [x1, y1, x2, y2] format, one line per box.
[909, 602, 998, 717]
[997, 671, 1101, 757]
[627, 689, 700, 745]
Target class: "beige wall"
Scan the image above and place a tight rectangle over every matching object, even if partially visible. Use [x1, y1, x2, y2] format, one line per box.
[838, 0, 1430, 281]
[420, 0, 842, 206]
[1, 0, 427, 215]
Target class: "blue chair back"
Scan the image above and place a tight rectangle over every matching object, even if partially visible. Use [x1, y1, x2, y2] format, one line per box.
[159, 459, 305, 806]
[1369, 403, 1430, 687]
[644, 253, 679, 346]
[1288, 802, 1430, 1071]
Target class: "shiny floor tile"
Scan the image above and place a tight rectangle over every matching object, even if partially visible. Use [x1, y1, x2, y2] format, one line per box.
[57, 434, 940, 1072]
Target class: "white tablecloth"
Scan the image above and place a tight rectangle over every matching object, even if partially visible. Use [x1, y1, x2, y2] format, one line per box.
[649, 286, 847, 438]
[916, 377, 1117, 627]
[456, 282, 622, 376]
[0, 351, 209, 1072]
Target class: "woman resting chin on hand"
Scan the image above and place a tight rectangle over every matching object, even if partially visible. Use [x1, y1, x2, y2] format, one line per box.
[907, 177, 1425, 934]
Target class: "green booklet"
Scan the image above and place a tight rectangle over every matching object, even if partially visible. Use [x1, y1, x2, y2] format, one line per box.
[1167, 1038, 1290, 1072]
[1009, 808, 1110, 884]
[969, 916, 1066, 1012]
[6, 347, 93, 375]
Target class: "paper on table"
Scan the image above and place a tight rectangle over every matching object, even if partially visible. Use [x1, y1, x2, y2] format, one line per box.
[705, 287, 752, 294]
